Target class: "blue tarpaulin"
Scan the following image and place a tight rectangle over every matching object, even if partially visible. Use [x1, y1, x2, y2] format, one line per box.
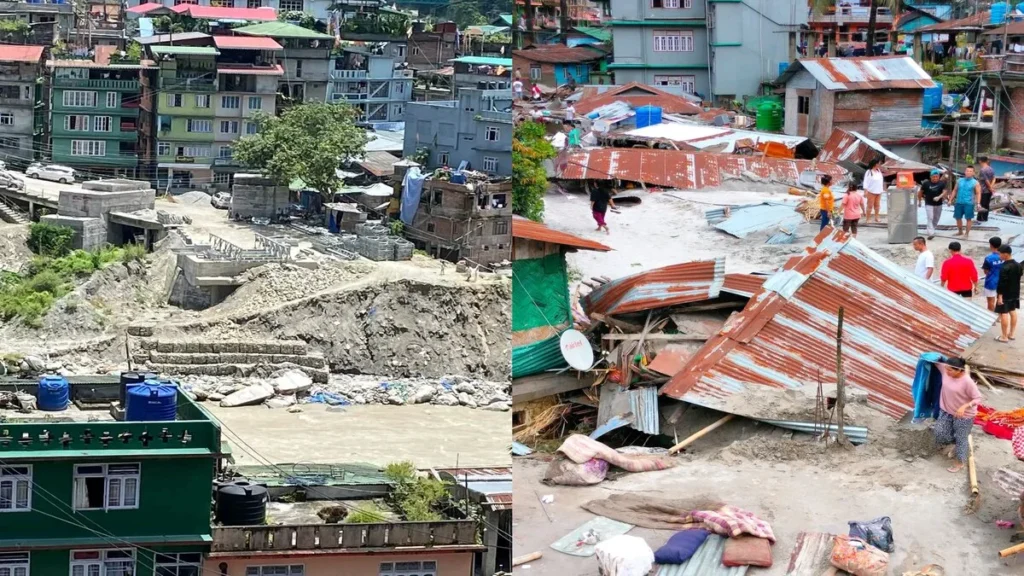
[401, 167, 425, 225]
[912, 352, 945, 421]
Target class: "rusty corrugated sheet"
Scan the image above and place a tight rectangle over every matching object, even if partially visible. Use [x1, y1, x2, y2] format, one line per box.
[796, 56, 935, 91]
[818, 128, 934, 175]
[628, 385, 660, 435]
[660, 229, 996, 420]
[583, 258, 725, 317]
[512, 216, 613, 252]
[655, 535, 748, 576]
[555, 150, 847, 189]
[722, 273, 766, 298]
[483, 493, 513, 511]
[574, 82, 704, 116]
[917, 10, 989, 32]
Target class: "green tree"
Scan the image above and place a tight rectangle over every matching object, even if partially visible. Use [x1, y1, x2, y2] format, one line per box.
[449, 3, 488, 29]
[233, 103, 368, 199]
[513, 121, 555, 222]
[810, 0, 900, 56]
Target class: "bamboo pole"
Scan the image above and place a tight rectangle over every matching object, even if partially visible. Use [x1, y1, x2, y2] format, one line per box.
[513, 552, 543, 566]
[969, 434, 979, 497]
[998, 542, 1024, 558]
[836, 307, 847, 445]
[668, 414, 736, 454]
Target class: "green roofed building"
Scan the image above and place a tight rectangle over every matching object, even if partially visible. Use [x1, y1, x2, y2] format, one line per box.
[511, 216, 610, 403]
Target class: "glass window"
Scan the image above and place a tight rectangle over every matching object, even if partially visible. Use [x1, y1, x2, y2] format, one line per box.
[221, 96, 240, 109]
[106, 92, 119, 108]
[93, 117, 111, 132]
[248, 96, 262, 110]
[63, 91, 97, 107]
[0, 467, 31, 512]
[153, 552, 201, 576]
[195, 94, 211, 108]
[72, 464, 140, 509]
[482, 156, 498, 172]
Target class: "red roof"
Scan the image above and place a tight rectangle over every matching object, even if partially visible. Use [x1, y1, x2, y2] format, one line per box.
[661, 229, 996, 420]
[574, 82, 704, 116]
[126, 2, 166, 14]
[582, 258, 725, 316]
[212, 36, 283, 50]
[721, 273, 765, 298]
[512, 45, 605, 64]
[171, 4, 277, 20]
[818, 128, 935, 176]
[216, 64, 284, 76]
[512, 216, 612, 252]
[555, 149, 848, 189]
[0, 45, 45, 63]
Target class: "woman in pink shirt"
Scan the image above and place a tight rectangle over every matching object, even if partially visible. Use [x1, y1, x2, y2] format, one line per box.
[933, 357, 982, 473]
[841, 187, 867, 237]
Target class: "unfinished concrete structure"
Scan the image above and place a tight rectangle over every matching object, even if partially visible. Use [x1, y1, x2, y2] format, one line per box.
[230, 173, 293, 221]
[39, 179, 171, 250]
[404, 179, 512, 267]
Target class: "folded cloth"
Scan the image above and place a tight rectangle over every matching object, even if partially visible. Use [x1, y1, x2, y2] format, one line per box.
[684, 506, 776, 542]
[556, 434, 676, 473]
[583, 494, 727, 530]
[722, 535, 773, 568]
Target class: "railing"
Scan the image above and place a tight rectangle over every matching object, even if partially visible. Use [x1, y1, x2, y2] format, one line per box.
[53, 78, 138, 90]
[478, 110, 512, 123]
[210, 521, 478, 552]
[332, 69, 368, 80]
[334, 92, 368, 101]
[160, 77, 217, 92]
[809, 10, 893, 24]
[393, 70, 413, 78]
[0, 97, 31, 107]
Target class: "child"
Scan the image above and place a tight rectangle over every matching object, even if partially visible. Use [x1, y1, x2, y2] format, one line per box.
[841, 183, 867, 238]
[818, 175, 835, 231]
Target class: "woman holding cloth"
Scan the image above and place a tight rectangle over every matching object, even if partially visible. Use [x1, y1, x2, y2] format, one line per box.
[933, 357, 982, 473]
[862, 159, 885, 223]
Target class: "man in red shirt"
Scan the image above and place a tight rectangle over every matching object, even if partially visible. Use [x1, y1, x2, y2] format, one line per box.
[941, 241, 979, 298]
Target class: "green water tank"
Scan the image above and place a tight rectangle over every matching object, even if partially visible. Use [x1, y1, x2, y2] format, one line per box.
[755, 100, 784, 132]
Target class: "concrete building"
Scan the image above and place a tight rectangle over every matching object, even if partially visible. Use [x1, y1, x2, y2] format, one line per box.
[451, 56, 512, 93]
[607, 0, 805, 101]
[39, 179, 172, 250]
[404, 178, 512, 266]
[403, 87, 512, 176]
[125, 0, 337, 22]
[48, 46, 151, 178]
[0, 45, 45, 166]
[805, 0, 896, 55]
[512, 44, 606, 87]
[0, 0, 74, 45]
[408, 22, 457, 72]
[329, 46, 412, 123]
[232, 20, 335, 107]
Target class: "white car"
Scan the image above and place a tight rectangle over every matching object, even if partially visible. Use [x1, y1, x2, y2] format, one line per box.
[211, 192, 232, 210]
[26, 163, 76, 184]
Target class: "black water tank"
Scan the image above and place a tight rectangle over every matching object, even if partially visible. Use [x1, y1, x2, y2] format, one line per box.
[118, 371, 149, 406]
[215, 481, 268, 526]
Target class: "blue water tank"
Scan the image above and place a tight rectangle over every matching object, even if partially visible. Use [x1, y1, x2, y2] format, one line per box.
[778, 62, 789, 78]
[635, 105, 662, 129]
[992, 2, 1009, 24]
[37, 375, 69, 411]
[125, 382, 178, 422]
[923, 83, 943, 113]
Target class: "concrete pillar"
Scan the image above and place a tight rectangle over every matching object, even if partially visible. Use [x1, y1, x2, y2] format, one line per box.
[483, 510, 499, 576]
[788, 31, 797, 62]
[28, 201, 34, 220]
[914, 33, 923, 63]
[993, 85, 1004, 149]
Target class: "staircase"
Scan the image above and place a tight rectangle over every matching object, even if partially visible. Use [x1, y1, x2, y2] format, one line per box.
[0, 196, 28, 224]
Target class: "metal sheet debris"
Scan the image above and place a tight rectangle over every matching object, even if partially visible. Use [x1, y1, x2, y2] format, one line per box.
[513, 215, 614, 252]
[590, 414, 636, 440]
[818, 128, 934, 175]
[628, 385, 660, 435]
[783, 56, 935, 91]
[647, 345, 694, 377]
[661, 229, 996, 420]
[713, 202, 804, 239]
[556, 150, 848, 190]
[721, 274, 766, 298]
[625, 121, 810, 155]
[654, 535, 748, 576]
[583, 258, 726, 317]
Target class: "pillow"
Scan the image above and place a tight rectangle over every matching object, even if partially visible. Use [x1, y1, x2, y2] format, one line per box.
[653, 529, 711, 564]
[722, 535, 773, 568]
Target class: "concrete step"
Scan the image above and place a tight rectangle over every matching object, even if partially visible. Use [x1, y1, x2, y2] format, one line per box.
[142, 350, 326, 369]
[147, 363, 329, 383]
[0, 198, 28, 224]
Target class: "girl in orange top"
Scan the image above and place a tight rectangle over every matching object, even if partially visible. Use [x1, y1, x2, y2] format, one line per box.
[818, 175, 835, 231]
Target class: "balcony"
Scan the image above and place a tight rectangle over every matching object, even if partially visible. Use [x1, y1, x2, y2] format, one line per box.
[333, 92, 368, 101]
[54, 78, 138, 90]
[210, 521, 478, 553]
[393, 69, 414, 79]
[213, 157, 239, 167]
[809, 7, 893, 24]
[160, 77, 217, 92]
[332, 69, 367, 80]
[0, 97, 32, 107]
[478, 110, 512, 124]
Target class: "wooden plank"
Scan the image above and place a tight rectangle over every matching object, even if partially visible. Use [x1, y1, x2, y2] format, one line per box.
[512, 372, 591, 404]
[601, 333, 708, 342]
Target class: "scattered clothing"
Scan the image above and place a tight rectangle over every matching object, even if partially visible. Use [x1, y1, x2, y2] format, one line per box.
[940, 253, 978, 294]
[555, 434, 676, 473]
[983, 252, 1003, 291]
[654, 530, 711, 564]
[595, 535, 655, 576]
[582, 494, 725, 531]
[915, 250, 935, 280]
[684, 506, 777, 542]
[934, 410, 973, 463]
[551, 516, 635, 557]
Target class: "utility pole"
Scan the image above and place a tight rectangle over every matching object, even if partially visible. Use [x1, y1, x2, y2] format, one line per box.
[835, 306, 847, 446]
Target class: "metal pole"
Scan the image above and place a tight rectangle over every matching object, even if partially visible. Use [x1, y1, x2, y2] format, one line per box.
[835, 306, 847, 446]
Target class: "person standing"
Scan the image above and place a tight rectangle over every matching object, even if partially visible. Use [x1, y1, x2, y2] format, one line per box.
[818, 175, 835, 231]
[565, 103, 576, 122]
[565, 122, 582, 149]
[918, 169, 948, 239]
[977, 156, 996, 223]
[982, 236, 1004, 311]
[951, 165, 982, 237]
[590, 183, 614, 234]
[913, 236, 935, 281]
[996, 244, 1022, 342]
[863, 159, 885, 223]
[531, 83, 542, 101]
[841, 185, 866, 237]
[941, 241, 979, 298]
[933, 357, 982, 473]
[512, 78, 524, 100]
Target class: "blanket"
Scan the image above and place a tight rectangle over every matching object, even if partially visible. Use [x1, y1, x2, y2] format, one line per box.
[556, 434, 676, 473]
[582, 494, 775, 541]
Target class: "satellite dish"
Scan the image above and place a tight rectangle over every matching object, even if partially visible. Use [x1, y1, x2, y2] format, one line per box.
[560, 329, 594, 371]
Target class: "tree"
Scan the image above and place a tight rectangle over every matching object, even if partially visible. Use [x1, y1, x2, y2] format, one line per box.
[810, 0, 900, 56]
[449, 3, 487, 29]
[513, 121, 555, 222]
[233, 103, 368, 199]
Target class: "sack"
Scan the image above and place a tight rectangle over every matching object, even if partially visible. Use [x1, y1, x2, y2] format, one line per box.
[1013, 426, 1024, 461]
[848, 516, 895, 553]
[722, 535, 773, 568]
[653, 530, 710, 565]
[595, 535, 654, 576]
[830, 536, 889, 576]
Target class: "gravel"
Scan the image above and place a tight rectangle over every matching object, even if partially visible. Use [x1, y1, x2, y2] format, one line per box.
[176, 191, 213, 205]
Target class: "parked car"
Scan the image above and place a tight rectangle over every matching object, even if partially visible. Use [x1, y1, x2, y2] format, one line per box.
[25, 163, 76, 184]
[211, 192, 232, 210]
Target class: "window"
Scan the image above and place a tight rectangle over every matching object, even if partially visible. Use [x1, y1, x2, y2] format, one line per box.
[221, 95, 240, 109]
[214, 173, 231, 185]
[413, 46, 422, 55]
[195, 94, 211, 108]
[652, 0, 690, 7]
[278, 0, 303, 12]
[493, 219, 509, 235]
[653, 75, 695, 93]
[0, 552, 29, 576]
[71, 141, 106, 157]
[63, 91, 97, 107]
[438, 151, 449, 166]
[247, 0, 262, 7]
[530, 65, 541, 80]
[218, 145, 233, 159]
[653, 30, 694, 52]
[106, 92, 119, 108]
[72, 463, 139, 509]
[485, 127, 500, 141]
[154, 552, 201, 576]
[220, 120, 239, 134]
[247, 96, 262, 110]
[176, 146, 211, 158]
[0, 113, 13, 126]
[0, 466, 31, 512]
[396, 45, 406, 57]
[245, 566, 304, 576]
[70, 550, 135, 576]
[0, 137, 17, 150]
[187, 119, 212, 133]
[93, 116, 111, 132]
[798, 95, 810, 115]
[379, 561, 437, 576]
[295, 60, 302, 78]
[64, 115, 89, 131]
[167, 93, 183, 107]
[0, 85, 19, 99]
[426, 222, 435, 233]
[158, 142, 171, 156]
[483, 156, 498, 172]
[245, 122, 258, 135]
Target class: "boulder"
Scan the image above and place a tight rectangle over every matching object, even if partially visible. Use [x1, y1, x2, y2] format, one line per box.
[458, 393, 477, 408]
[220, 383, 275, 407]
[482, 401, 510, 412]
[22, 356, 45, 372]
[265, 395, 297, 409]
[272, 369, 313, 395]
[387, 394, 405, 405]
[411, 385, 436, 404]
[435, 393, 460, 406]
[454, 382, 476, 395]
[208, 393, 225, 402]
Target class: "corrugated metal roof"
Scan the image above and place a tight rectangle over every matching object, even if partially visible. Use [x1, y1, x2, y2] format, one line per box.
[818, 128, 934, 175]
[917, 10, 989, 32]
[628, 385, 660, 435]
[171, 4, 278, 21]
[0, 45, 45, 63]
[582, 258, 725, 317]
[575, 82, 704, 116]
[655, 535, 748, 576]
[555, 150, 848, 189]
[126, 2, 166, 14]
[661, 229, 996, 420]
[788, 56, 935, 91]
[722, 273, 766, 298]
[714, 201, 804, 239]
[785, 532, 836, 575]
[213, 36, 283, 50]
[355, 151, 399, 177]
[135, 32, 211, 44]
[483, 493, 513, 510]
[623, 121, 809, 153]
[150, 45, 220, 56]
[513, 45, 605, 64]
[451, 56, 513, 67]
[234, 21, 335, 39]
[512, 216, 613, 252]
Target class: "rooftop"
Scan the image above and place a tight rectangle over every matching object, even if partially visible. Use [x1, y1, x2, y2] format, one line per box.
[512, 44, 606, 64]
[170, 4, 278, 21]
[234, 21, 335, 40]
[0, 45, 45, 63]
[135, 31, 211, 44]
[50, 45, 156, 69]
[354, 150, 400, 177]
[451, 56, 512, 67]
[916, 9, 990, 32]
[779, 56, 935, 91]
[149, 45, 221, 56]
[512, 215, 613, 252]
[212, 35, 284, 50]
[216, 63, 285, 76]
[575, 82, 704, 116]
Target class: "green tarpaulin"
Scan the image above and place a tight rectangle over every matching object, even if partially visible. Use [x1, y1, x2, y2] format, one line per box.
[512, 253, 571, 378]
